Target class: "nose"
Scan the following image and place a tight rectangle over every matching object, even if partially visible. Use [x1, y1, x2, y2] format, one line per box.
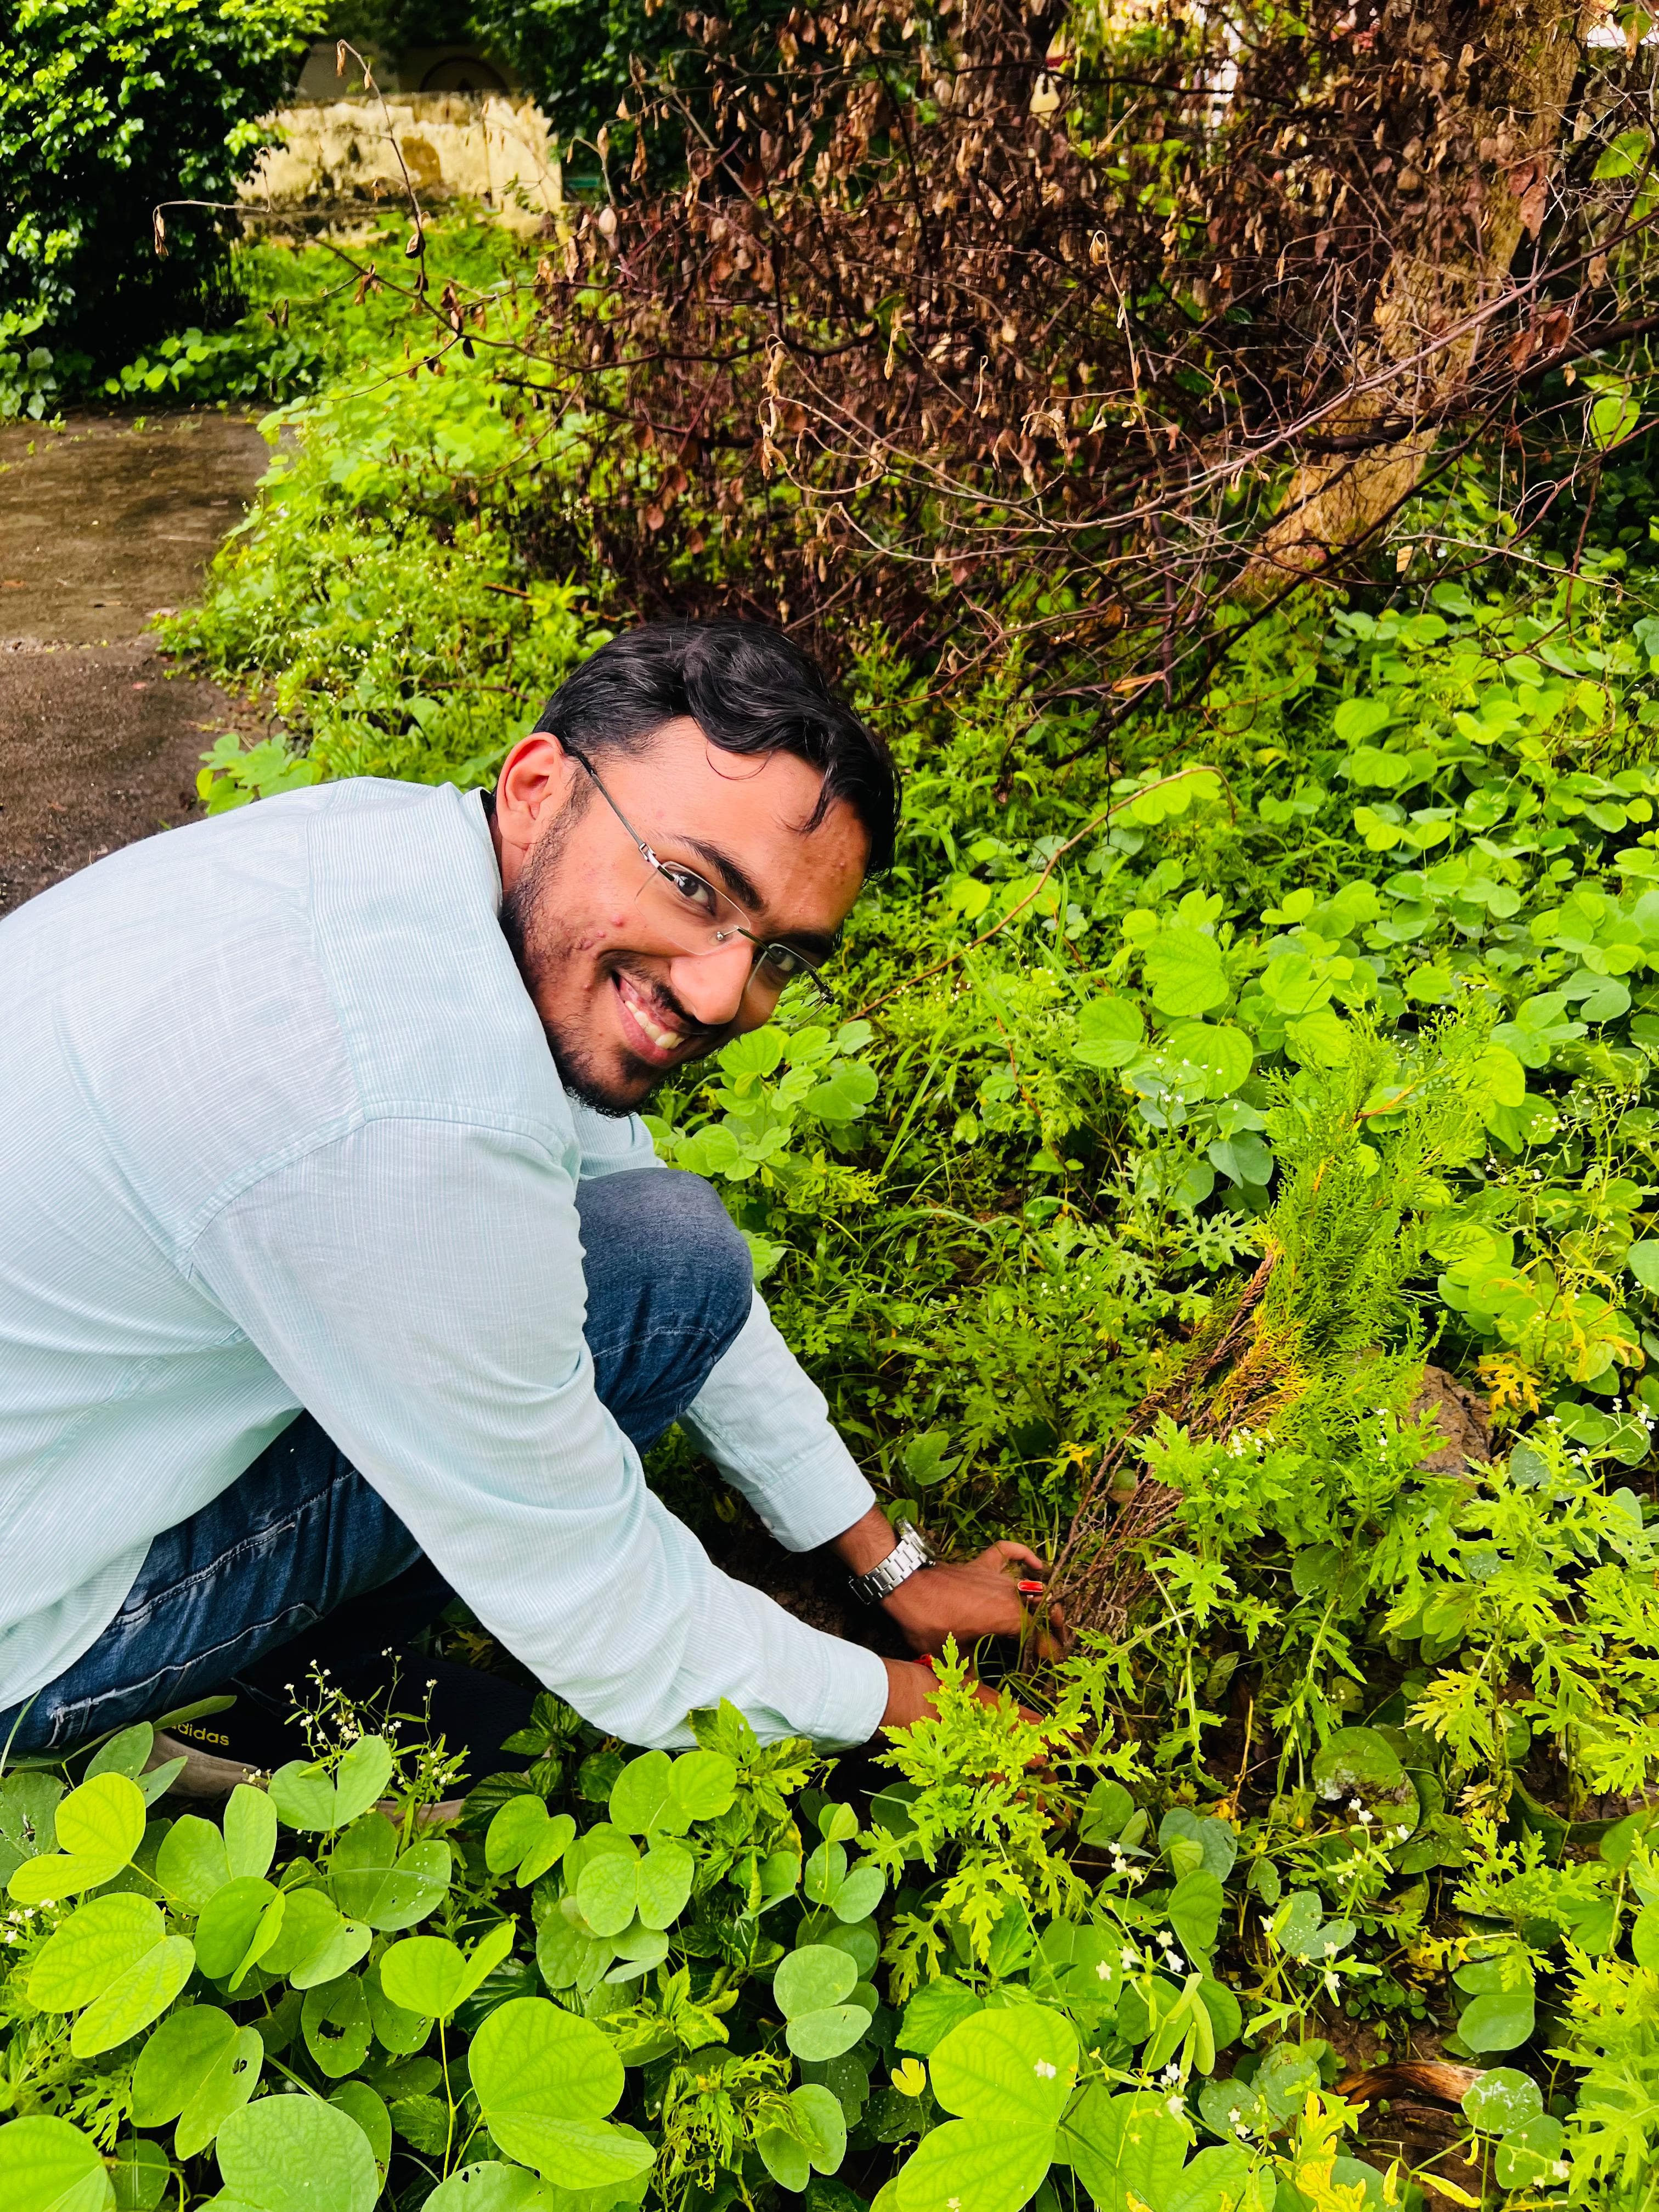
[667, 940, 754, 1030]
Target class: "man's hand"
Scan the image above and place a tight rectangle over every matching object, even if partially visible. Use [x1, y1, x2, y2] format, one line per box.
[876, 1655, 1043, 1733]
[832, 1506, 1064, 1660]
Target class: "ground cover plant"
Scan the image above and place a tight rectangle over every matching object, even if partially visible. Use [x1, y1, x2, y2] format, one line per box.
[22, 1, 1659, 2204]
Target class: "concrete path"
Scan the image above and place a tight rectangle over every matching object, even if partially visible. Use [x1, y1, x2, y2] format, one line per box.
[0, 411, 272, 915]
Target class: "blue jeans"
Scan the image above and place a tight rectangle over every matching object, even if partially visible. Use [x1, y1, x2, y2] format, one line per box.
[1, 1169, 752, 1755]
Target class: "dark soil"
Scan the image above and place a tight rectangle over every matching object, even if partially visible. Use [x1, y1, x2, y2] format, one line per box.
[0, 409, 272, 915]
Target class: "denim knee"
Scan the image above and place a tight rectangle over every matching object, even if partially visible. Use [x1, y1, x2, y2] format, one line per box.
[575, 1166, 754, 1413]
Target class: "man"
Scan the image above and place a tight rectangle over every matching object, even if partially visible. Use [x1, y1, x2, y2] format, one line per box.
[0, 622, 1042, 1767]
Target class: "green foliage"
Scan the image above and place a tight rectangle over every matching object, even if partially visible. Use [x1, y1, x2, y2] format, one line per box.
[108, 195, 1659, 2207]
[0, 0, 318, 388]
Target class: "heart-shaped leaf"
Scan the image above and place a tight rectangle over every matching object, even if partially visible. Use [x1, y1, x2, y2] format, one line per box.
[216, 2092, 380, 2212]
[29, 1893, 162, 2012]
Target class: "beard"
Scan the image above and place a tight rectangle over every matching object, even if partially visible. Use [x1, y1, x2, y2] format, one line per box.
[499, 787, 715, 1116]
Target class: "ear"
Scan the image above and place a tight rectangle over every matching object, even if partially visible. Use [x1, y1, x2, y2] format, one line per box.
[493, 733, 582, 894]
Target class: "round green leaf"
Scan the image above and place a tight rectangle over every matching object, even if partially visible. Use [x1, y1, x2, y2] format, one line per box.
[1164, 1020, 1253, 1101]
[216, 2093, 380, 2212]
[10, 1773, 145, 1901]
[607, 1751, 672, 1837]
[259, 1887, 342, 1979]
[196, 1877, 284, 1985]
[363, 1959, 430, 2053]
[426, 2164, 556, 2210]
[635, 1842, 693, 1931]
[471, 1998, 651, 2187]
[929, 2008, 1077, 2127]
[895, 2117, 1054, 2212]
[133, 2006, 240, 2124]
[776, 1944, 858, 2018]
[326, 2084, 390, 2183]
[72, 1933, 194, 2057]
[224, 1785, 278, 1881]
[328, 1813, 450, 1931]
[1495, 2114, 1566, 2190]
[330, 1737, 396, 1826]
[1167, 2145, 1251, 2212]
[577, 1852, 640, 1938]
[1633, 1898, 1659, 1968]
[758, 2130, 810, 2194]
[0, 2114, 110, 2212]
[1144, 929, 1229, 1018]
[785, 2005, 872, 2062]
[664, 1750, 737, 1828]
[790, 2083, 847, 2175]
[29, 1893, 162, 2012]
[1167, 1869, 1224, 1962]
[269, 1737, 394, 1836]
[487, 1798, 574, 1882]
[109, 2135, 170, 2212]
[176, 2025, 263, 2160]
[291, 1917, 372, 1992]
[57, 1773, 146, 1863]
[1312, 1728, 1406, 1802]
[1063, 2087, 1188, 2212]
[155, 1815, 232, 1912]
[1458, 1989, 1536, 2053]
[380, 1921, 514, 2019]
[1462, 2067, 1544, 2135]
[831, 1865, 885, 1925]
[302, 1974, 374, 2078]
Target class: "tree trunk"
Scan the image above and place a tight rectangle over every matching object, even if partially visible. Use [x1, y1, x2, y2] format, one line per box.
[1240, 0, 1589, 594]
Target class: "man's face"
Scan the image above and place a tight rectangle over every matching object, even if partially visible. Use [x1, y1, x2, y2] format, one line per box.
[494, 717, 870, 1114]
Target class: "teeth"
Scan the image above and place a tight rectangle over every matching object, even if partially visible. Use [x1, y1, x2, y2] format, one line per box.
[619, 980, 685, 1053]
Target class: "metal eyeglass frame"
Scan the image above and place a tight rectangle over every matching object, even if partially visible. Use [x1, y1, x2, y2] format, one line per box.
[560, 740, 836, 1007]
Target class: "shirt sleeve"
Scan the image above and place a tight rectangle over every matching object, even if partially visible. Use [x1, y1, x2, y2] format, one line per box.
[186, 1117, 888, 1752]
[566, 1094, 879, 1553]
[681, 1296, 878, 1552]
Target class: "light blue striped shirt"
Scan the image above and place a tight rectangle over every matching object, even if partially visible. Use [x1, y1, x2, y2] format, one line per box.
[0, 780, 886, 1748]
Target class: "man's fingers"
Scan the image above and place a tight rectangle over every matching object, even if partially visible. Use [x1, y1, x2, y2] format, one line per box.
[982, 1539, 1047, 1575]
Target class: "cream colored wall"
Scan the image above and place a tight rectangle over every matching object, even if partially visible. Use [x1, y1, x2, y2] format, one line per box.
[241, 94, 561, 236]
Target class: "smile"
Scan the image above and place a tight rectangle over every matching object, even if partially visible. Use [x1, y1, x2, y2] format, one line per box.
[613, 972, 691, 1062]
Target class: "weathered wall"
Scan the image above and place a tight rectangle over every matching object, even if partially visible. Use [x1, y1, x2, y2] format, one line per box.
[241, 94, 561, 236]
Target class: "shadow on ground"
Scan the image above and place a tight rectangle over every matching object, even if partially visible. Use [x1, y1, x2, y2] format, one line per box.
[0, 410, 272, 915]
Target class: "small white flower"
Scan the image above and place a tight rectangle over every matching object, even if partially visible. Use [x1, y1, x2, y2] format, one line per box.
[1358, 1809, 1374, 1826]
[1166, 2094, 1184, 2117]
[1095, 1960, 1111, 1980]
[1034, 2061, 1057, 2079]
[1120, 1946, 1138, 1968]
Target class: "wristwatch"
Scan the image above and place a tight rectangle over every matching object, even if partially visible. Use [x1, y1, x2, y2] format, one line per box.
[849, 1520, 938, 1606]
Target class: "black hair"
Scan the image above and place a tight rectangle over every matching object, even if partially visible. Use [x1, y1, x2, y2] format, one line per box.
[531, 622, 899, 872]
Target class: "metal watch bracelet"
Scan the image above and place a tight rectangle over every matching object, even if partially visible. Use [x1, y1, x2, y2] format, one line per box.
[848, 1519, 937, 1605]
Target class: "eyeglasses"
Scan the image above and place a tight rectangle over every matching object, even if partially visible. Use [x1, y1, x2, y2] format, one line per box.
[562, 742, 836, 1008]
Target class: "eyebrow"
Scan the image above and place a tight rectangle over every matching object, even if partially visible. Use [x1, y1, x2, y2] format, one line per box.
[679, 836, 840, 961]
